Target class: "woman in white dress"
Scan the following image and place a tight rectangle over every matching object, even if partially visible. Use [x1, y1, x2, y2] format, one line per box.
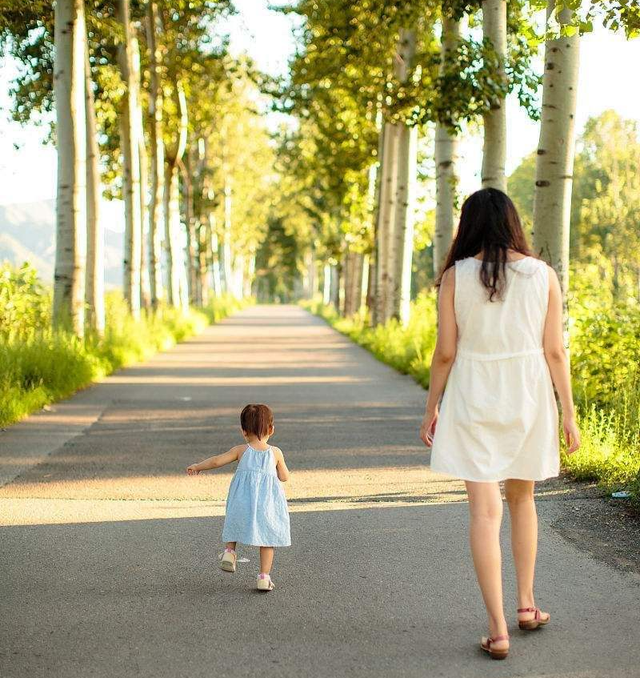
[421, 188, 580, 660]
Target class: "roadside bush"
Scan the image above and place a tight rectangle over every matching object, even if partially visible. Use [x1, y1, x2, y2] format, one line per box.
[0, 265, 246, 427]
[304, 274, 640, 507]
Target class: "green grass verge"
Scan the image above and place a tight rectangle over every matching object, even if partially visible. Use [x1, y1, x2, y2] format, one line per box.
[0, 293, 247, 428]
[302, 297, 640, 508]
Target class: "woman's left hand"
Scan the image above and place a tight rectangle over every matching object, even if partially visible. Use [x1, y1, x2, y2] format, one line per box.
[420, 408, 438, 448]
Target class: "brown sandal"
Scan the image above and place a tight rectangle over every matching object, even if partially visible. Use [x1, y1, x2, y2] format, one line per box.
[518, 606, 550, 630]
[481, 634, 510, 660]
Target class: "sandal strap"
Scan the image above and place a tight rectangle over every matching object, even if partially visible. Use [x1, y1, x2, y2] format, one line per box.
[484, 634, 510, 648]
[517, 606, 540, 619]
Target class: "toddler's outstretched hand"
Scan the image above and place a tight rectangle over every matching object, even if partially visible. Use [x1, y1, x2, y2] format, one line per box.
[186, 464, 200, 475]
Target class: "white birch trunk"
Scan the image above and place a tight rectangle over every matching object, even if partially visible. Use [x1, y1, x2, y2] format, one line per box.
[393, 123, 418, 326]
[53, 0, 86, 335]
[131, 33, 150, 310]
[210, 216, 222, 298]
[146, 1, 164, 307]
[84, 40, 104, 335]
[164, 165, 182, 307]
[181, 153, 198, 304]
[342, 251, 353, 316]
[481, 0, 507, 191]
[163, 83, 188, 309]
[243, 252, 255, 298]
[533, 2, 580, 323]
[360, 253, 370, 311]
[116, 0, 141, 319]
[375, 122, 400, 325]
[322, 263, 331, 306]
[434, 16, 460, 277]
[222, 176, 233, 296]
[368, 105, 385, 323]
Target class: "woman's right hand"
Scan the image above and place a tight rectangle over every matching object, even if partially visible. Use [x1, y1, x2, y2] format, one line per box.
[562, 415, 581, 454]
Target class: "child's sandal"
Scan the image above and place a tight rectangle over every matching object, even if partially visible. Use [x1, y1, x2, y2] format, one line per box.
[481, 634, 510, 660]
[517, 606, 550, 630]
[256, 574, 274, 591]
[220, 548, 237, 573]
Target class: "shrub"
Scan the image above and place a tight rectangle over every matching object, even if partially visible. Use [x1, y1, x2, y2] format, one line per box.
[0, 266, 246, 427]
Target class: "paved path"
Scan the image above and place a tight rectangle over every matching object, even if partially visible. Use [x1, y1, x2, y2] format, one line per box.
[1, 305, 639, 678]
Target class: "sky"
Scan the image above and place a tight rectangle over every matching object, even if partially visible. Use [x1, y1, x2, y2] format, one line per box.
[0, 1, 639, 206]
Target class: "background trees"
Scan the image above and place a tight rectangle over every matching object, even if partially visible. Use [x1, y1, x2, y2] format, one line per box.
[0, 0, 638, 329]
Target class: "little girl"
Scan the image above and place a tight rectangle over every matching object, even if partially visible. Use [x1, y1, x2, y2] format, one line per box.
[186, 403, 290, 591]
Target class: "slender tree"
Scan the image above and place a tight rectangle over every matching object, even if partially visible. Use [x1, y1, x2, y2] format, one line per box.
[145, 0, 164, 308]
[433, 13, 460, 276]
[116, 0, 142, 318]
[481, 0, 507, 191]
[391, 28, 418, 325]
[84, 40, 104, 334]
[53, 0, 87, 335]
[533, 0, 580, 312]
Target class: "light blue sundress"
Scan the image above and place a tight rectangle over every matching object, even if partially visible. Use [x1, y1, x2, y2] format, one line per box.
[222, 444, 291, 547]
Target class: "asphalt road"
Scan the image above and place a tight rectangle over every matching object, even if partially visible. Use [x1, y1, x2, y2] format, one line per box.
[1, 305, 639, 678]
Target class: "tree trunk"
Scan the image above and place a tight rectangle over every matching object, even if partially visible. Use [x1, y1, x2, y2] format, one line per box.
[210, 216, 222, 298]
[163, 81, 188, 309]
[481, 0, 507, 191]
[197, 220, 209, 307]
[84, 39, 104, 335]
[434, 16, 460, 277]
[53, 0, 86, 335]
[388, 28, 417, 324]
[146, 0, 164, 308]
[164, 164, 182, 307]
[393, 124, 417, 326]
[342, 251, 353, 316]
[374, 122, 400, 325]
[222, 175, 233, 296]
[116, 0, 141, 318]
[181, 153, 198, 304]
[129, 31, 150, 311]
[322, 263, 331, 306]
[367, 105, 385, 322]
[138, 133, 151, 310]
[533, 2, 580, 322]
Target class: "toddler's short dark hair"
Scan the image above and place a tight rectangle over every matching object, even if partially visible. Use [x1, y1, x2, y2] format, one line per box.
[240, 404, 274, 440]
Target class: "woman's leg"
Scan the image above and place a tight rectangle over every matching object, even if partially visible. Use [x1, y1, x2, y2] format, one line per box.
[504, 479, 549, 622]
[465, 481, 508, 643]
[260, 547, 274, 575]
[225, 541, 237, 551]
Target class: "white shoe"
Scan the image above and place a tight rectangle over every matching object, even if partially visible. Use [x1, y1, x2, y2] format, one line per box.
[220, 549, 237, 573]
[256, 574, 274, 591]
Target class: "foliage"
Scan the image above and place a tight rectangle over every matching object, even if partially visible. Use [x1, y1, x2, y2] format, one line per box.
[0, 265, 245, 427]
[0, 262, 51, 340]
[305, 269, 640, 506]
[303, 292, 438, 387]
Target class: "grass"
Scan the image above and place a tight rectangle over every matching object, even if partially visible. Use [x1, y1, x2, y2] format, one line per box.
[0, 291, 246, 428]
[303, 295, 640, 508]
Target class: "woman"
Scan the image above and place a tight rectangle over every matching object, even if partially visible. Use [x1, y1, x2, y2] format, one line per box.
[420, 188, 580, 660]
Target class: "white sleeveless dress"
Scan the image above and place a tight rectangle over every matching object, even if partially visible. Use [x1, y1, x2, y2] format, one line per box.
[430, 256, 559, 482]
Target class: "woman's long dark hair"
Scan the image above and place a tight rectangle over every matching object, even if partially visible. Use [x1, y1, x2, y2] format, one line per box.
[436, 188, 532, 301]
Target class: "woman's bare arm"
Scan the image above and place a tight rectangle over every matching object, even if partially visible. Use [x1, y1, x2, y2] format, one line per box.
[425, 267, 458, 413]
[421, 268, 457, 446]
[543, 266, 580, 453]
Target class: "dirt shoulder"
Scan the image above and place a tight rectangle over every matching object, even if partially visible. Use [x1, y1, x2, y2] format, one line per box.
[538, 474, 640, 580]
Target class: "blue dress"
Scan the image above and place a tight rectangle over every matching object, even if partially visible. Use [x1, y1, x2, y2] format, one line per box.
[222, 445, 291, 547]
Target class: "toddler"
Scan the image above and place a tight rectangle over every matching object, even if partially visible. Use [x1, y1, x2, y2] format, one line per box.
[187, 404, 290, 591]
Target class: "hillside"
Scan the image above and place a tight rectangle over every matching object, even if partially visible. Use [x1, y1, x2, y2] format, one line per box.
[0, 199, 124, 287]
